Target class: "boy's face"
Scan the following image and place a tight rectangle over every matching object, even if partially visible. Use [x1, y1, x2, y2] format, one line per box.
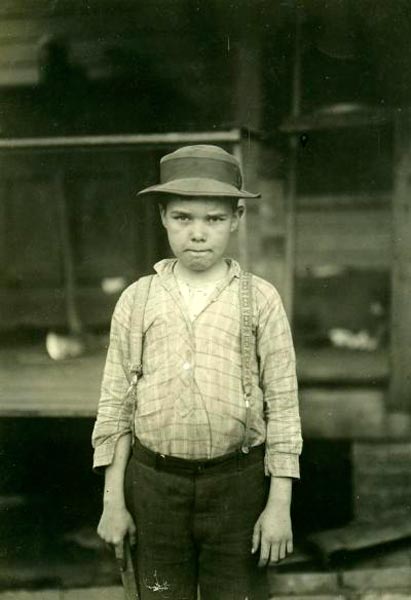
[160, 196, 242, 273]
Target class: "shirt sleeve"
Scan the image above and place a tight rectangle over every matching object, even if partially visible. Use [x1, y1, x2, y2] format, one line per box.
[256, 284, 303, 479]
[91, 284, 136, 471]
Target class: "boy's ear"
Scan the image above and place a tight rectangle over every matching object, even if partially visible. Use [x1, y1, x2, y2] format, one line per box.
[236, 204, 245, 218]
[159, 204, 167, 227]
[230, 203, 244, 232]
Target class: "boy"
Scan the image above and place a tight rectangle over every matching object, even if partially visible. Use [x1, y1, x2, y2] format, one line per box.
[92, 145, 302, 599]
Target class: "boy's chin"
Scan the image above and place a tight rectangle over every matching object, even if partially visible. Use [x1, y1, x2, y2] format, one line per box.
[182, 261, 212, 272]
[178, 255, 218, 273]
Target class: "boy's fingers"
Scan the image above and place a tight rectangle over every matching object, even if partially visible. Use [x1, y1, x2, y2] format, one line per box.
[269, 542, 280, 565]
[129, 528, 137, 547]
[251, 521, 261, 554]
[258, 539, 270, 567]
[114, 539, 126, 572]
[279, 541, 287, 561]
[286, 539, 293, 555]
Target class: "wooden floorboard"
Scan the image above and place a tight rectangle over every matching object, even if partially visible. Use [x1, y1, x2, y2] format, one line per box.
[0, 344, 390, 438]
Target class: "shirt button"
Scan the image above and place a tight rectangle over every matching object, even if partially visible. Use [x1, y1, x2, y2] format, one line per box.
[182, 361, 191, 371]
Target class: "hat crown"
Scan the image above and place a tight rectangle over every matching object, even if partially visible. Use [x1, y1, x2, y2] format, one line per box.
[161, 144, 238, 165]
[137, 143, 260, 199]
[160, 144, 242, 189]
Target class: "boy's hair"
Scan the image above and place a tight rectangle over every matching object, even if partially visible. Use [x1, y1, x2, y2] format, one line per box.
[158, 195, 240, 212]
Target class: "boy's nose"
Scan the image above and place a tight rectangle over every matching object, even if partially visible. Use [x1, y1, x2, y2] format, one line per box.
[190, 223, 206, 241]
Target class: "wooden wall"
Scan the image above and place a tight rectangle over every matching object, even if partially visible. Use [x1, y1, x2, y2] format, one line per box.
[0, 1, 225, 86]
[0, 0, 287, 136]
[0, 1, 236, 138]
[0, 147, 167, 330]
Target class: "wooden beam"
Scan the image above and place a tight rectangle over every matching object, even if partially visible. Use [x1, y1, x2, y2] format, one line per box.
[389, 112, 411, 411]
[295, 207, 392, 268]
[233, 35, 262, 131]
[0, 0, 186, 19]
[0, 288, 117, 329]
[0, 130, 242, 151]
[307, 517, 411, 557]
[281, 107, 394, 133]
[297, 192, 390, 210]
[282, 5, 303, 319]
[299, 388, 386, 439]
[297, 347, 389, 385]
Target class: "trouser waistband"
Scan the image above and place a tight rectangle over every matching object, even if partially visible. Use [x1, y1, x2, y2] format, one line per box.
[132, 438, 265, 475]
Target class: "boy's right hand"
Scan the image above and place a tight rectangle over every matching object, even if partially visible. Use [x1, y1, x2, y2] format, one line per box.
[97, 504, 137, 550]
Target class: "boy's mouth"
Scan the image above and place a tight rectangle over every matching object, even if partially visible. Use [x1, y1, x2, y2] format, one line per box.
[185, 249, 210, 254]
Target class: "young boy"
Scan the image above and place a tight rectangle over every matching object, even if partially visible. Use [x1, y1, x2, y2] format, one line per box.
[92, 144, 302, 600]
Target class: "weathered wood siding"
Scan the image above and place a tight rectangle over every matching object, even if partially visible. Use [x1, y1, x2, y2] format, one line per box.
[0, 148, 163, 329]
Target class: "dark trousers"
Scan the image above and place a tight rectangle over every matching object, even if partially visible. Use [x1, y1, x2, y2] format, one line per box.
[124, 440, 270, 600]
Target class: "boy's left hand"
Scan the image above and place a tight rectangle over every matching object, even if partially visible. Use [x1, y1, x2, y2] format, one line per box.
[252, 503, 293, 567]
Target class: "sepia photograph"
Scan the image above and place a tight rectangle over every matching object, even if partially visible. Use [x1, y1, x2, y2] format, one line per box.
[0, 1, 411, 599]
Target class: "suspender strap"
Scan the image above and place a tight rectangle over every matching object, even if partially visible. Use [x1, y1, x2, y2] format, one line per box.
[127, 274, 154, 442]
[239, 271, 253, 454]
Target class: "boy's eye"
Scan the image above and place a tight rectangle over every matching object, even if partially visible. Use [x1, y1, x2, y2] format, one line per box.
[208, 216, 225, 223]
[175, 215, 190, 222]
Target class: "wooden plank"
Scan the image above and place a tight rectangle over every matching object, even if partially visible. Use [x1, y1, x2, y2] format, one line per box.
[0, 339, 389, 425]
[0, 347, 104, 417]
[3, 176, 61, 284]
[254, 176, 288, 299]
[233, 34, 262, 131]
[67, 169, 136, 280]
[0, 287, 118, 329]
[390, 112, 411, 411]
[352, 442, 411, 522]
[62, 589, 124, 600]
[342, 567, 411, 593]
[268, 572, 339, 596]
[297, 192, 390, 210]
[299, 388, 386, 439]
[0, 7, 224, 86]
[0, 130, 242, 150]
[308, 520, 411, 557]
[0, 347, 389, 425]
[296, 208, 391, 268]
[0, 591, 122, 600]
[297, 347, 389, 384]
[0, 592, 59, 600]
[0, 0, 186, 19]
[0, 181, 7, 281]
[281, 107, 393, 133]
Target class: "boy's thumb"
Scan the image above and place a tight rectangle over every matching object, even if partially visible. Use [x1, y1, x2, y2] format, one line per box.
[252, 521, 261, 554]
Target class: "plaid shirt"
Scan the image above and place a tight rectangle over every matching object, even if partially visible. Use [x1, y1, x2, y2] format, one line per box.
[92, 259, 302, 478]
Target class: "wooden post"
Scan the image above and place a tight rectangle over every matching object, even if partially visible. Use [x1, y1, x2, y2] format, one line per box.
[233, 32, 262, 132]
[54, 168, 83, 335]
[232, 31, 262, 273]
[283, 3, 303, 319]
[232, 142, 249, 270]
[389, 112, 411, 413]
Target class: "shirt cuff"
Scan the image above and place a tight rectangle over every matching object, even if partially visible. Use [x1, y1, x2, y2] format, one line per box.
[92, 431, 130, 473]
[265, 451, 300, 479]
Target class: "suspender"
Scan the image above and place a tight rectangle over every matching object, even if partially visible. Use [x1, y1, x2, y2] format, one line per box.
[126, 274, 154, 442]
[126, 271, 254, 453]
[239, 271, 253, 454]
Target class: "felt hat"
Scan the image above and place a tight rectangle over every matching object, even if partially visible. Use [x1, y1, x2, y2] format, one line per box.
[137, 144, 260, 199]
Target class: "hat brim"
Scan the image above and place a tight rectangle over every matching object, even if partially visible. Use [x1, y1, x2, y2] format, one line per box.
[137, 177, 260, 199]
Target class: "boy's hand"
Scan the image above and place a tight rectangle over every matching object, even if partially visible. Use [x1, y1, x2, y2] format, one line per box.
[97, 503, 137, 551]
[252, 503, 293, 566]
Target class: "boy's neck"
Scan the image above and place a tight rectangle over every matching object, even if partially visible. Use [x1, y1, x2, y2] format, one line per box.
[174, 259, 228, 285]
